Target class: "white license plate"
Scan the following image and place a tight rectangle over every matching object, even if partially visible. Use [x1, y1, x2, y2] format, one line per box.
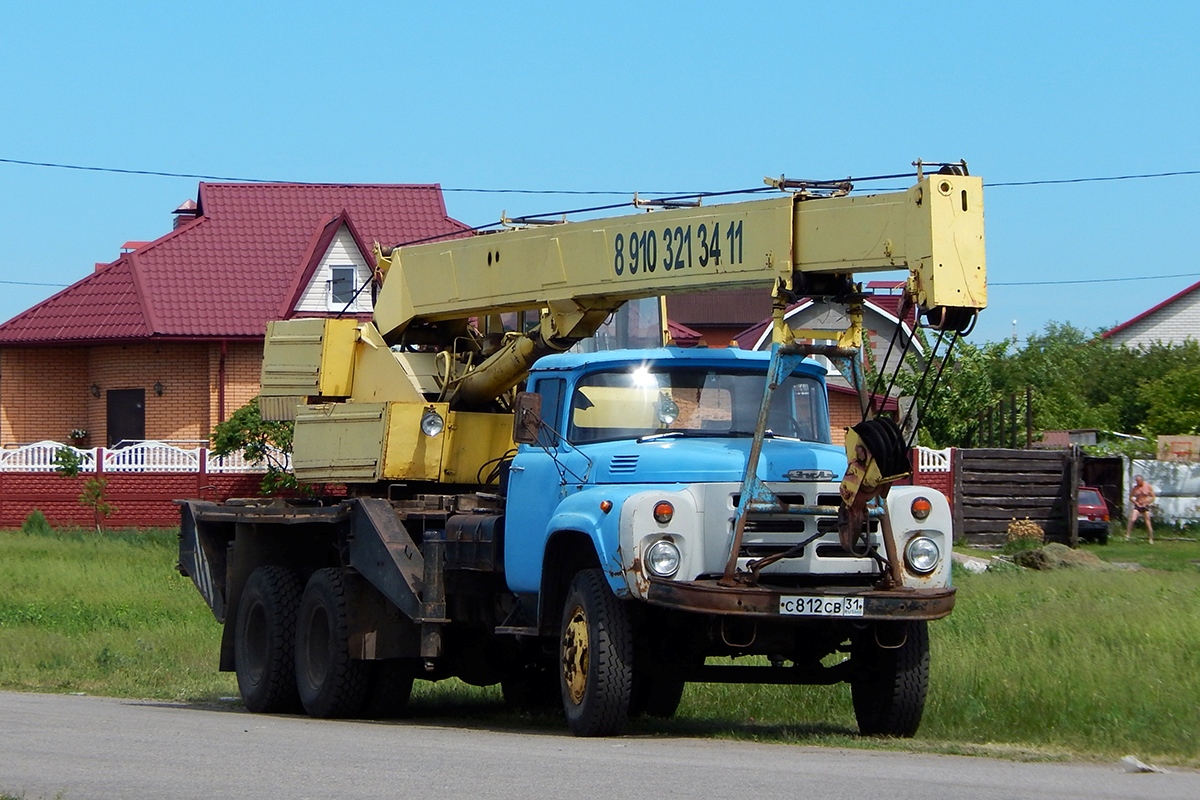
[779, 595, 865, 617]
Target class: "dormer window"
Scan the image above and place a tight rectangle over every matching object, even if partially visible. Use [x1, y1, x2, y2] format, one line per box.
[292, 225, 375, 315]
[330, 266, 355, 306]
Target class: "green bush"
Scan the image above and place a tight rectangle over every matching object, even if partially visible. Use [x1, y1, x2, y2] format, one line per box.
[20, 510, 51, 536]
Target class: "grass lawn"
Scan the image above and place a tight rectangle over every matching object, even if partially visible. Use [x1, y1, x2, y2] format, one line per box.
[1, 523, 1197, 766]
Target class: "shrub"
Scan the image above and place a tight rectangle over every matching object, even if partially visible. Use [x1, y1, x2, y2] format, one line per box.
[21, 509, 51, 535]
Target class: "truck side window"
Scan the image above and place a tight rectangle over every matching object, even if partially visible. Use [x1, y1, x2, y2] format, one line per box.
[534, 378, 565, 448]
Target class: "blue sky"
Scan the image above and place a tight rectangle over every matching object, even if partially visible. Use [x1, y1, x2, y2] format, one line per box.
[2, 1, 1197, 344]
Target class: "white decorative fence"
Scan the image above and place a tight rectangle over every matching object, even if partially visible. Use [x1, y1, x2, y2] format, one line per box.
[0, 440, 286, 474]
[915, 446, 953, 473]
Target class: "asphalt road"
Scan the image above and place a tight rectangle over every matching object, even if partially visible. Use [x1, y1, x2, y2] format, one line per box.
[1, 691, 1196, 800]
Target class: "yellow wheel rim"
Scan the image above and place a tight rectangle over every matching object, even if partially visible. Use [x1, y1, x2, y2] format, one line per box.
[562, 604, 589, 705]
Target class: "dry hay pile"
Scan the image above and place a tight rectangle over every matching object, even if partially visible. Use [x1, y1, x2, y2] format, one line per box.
[1006, 517, 1044, 543]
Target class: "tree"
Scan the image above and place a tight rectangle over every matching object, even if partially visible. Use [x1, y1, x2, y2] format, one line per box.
[210, 398, 297, 493]
[1139, 363, 1200, 436]
[893, 322, 1200, 449]
[52, 447, 115, 533]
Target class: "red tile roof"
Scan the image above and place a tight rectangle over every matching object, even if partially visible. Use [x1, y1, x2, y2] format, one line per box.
[0, 183, 471, 344]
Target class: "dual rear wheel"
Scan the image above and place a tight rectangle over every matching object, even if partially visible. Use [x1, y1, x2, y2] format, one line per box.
[233, 566, 412, 719]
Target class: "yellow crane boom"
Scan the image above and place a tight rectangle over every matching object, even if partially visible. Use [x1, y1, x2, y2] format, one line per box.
[374, 173, 985, 407]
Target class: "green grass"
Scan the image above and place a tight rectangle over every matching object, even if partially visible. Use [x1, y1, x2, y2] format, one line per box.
[2, 526, 1198, 766]
[0, 526, 236, 701]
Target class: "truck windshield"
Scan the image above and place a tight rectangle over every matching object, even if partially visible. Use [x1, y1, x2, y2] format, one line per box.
[567, 365, 830, 445]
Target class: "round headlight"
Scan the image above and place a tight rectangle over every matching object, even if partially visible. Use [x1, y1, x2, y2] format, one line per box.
[645, 539, 681, 578]
[420, 409, 445, 437]
[904, 536, 940, 574]
[652, 501, 674, 524]
[910, 496, 933, 520]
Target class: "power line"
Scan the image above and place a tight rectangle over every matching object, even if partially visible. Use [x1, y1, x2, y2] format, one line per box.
[0, 278, 70, 287]
[10, 154, 1198, 197]
[0, 156, 704, 196]
[992, 271, 1200, 287]
[988, 170, 1200, 187]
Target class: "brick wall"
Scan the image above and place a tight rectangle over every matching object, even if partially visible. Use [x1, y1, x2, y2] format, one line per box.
[90, 343, 211, 443]
[1, 348, 89, 445]
[214, 342, 264, 419]
[828, 393, 859, 445]
[2, 341, 266, 448]
[0, 471, 265, 528]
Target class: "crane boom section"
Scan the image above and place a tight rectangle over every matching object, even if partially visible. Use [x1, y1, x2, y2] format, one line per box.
[373, 175, 985, 342]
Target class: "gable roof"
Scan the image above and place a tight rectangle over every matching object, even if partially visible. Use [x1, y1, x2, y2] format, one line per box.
[0, 183, 471, 345]
[1101, 279, 1200, 340]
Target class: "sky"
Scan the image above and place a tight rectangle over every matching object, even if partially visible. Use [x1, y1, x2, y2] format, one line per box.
[2, 1, 1198, 345]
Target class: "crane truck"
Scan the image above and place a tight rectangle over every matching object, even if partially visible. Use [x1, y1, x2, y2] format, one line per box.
[178, 164, 986, 737]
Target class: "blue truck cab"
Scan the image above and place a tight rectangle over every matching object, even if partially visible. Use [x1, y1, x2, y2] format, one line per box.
[503, 344, 954, 633]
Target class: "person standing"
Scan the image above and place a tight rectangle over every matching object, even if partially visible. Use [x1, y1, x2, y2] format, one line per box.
[1126, 475, 1156, 544]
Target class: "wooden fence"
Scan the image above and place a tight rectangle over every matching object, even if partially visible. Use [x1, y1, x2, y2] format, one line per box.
[952, 447, 1080, 546]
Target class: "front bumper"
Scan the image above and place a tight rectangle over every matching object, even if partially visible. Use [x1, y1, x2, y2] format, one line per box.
[645, 577, 956, 621]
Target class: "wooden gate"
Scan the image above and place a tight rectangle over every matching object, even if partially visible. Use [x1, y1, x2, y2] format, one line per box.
[953, 447, 1080, 546]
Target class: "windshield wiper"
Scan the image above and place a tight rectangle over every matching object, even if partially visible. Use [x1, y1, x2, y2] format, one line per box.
[638, 431, 686, 443]
[633, 431, 753, 443]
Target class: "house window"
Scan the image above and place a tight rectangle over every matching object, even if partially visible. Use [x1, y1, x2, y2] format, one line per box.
[330, 267, 356, 306]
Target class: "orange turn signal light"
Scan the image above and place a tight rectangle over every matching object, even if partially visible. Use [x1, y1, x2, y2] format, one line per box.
[653, 501, 674, 524]
[911, 497, 933, 520]
[600, 500, 613, 513]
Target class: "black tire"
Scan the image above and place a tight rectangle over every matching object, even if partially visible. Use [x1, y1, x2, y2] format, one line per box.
[234, 566, 304, 714]
[559, 569, 634, 736]
[851, 620, 929, 737]
[364, 659, 416, 719]
[295, 568, 371, 718]
[630, 673, 686, 719]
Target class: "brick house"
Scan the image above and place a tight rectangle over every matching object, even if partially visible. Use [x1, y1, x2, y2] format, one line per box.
[0, 183, 470, 449]
[1101, 279, 1200, 348]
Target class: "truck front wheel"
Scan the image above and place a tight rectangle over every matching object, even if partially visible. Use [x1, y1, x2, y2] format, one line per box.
[850, 620, 929, 737]
[234, 566, 304, 714]
[559, 569, 634, 736]
[295, 568, 371, 718]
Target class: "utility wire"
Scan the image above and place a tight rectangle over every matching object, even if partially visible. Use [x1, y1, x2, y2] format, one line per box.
[0, 156, 714, 197]
[0, 278, 70, 287]
[988, 170, 1200, 187]
[992, 271, 1200, 287]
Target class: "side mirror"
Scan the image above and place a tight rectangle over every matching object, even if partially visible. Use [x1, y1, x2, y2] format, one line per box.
[512, 392, 543, 445]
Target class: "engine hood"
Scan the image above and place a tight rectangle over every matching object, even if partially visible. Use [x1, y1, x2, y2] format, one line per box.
[587, 437, 846, 485]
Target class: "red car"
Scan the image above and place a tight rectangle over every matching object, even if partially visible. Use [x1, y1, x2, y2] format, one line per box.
[1078, 486, 1111, 544]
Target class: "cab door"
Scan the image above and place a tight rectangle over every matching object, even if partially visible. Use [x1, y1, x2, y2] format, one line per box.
[504, 376, 569, 595]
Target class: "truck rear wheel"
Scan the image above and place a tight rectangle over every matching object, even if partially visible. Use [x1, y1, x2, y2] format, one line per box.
[559, 569, 633, 736]
[850, 620, 929, 737]
[295, 568, 370, 718]
[234, 566, 304, 714]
